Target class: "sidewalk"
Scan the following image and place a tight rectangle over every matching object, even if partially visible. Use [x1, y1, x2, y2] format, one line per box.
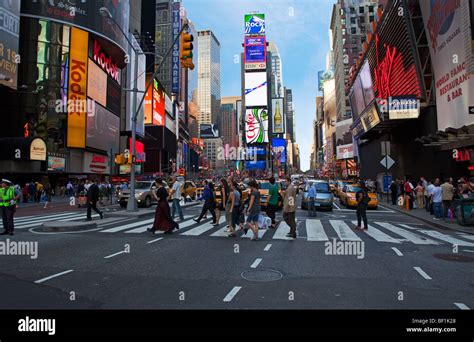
[381, 203, 474, 235]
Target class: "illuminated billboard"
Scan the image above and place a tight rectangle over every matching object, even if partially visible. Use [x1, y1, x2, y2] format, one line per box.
[245, 72, 268, 107]
[86, 104, 120, 153]
[87, 59, 107, 107]
[272, 138, 286, 163]
[200, 124, 219, 139]
[272, 98, 285, 134]
[0, 0, 20, 89]
[245, 108, 269, 144]
[152, 80, 165, 126]
[244, 14, 265, 35]
[244, 36, 266, 70]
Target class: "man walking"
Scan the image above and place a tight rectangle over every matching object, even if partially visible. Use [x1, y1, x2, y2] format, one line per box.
[389, 180, 398, 205]
[355, 181, 369, 231]
[283, 176, 297, 239]
[431, 179, 443, 220]
[441, 178, 454, 218]
[170, 175, 184, 221]
[86, 180, 104, 221]
[0, 179, 20, 235]
[307, 181, 317, 217]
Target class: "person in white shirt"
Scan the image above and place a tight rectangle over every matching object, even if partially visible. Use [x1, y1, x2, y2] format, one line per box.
[170, 176, 184, 221]
[426, 180, 435, 215]
[431, 179, 443, 220]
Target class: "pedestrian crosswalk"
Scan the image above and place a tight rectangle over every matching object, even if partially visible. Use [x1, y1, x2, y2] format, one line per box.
[8, 212, 100, 229]
[91, 216, 474, 247]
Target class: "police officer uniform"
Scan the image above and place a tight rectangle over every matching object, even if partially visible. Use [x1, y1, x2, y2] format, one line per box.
[0, 179, 18, 236]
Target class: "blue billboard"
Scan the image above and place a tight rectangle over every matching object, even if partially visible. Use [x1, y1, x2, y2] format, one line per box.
[171, 2, 181, 94]
[245, 36, 266, 68]
[272, 138, 286, 163]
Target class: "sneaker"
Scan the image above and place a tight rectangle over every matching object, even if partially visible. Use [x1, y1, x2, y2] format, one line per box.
[228, 233, 236, 237]
[251, 236, 258, 241]
[285, 233, 293, 238]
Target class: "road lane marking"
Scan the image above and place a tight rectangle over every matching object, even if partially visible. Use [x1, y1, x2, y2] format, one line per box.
[391, 247, 403, 256]
[351, 221, 401, 243]
[333, 202, 341, 210]
[147, 237, 163, 244]
[413, 266, 432, 280]
[375, 222, 440, 245]
[463, 249, 474, 253]
[210, 225, 230, 237]
[15, 212, 82, 222]
[15, 213, 99, 228]
[35, 270, 74, 284]
[250, 258, 262, 269]
[329, 220, 362, 241]
[454, 303, 470, 310]
[418, 230, 474, 247]
[104, 251, 126, 259]
[264, 244, 272, 251]
[223, 286, 242, 302]
[398, 224, 419, 230]
[458, 234, 474, 241]
[305, 220, 329, 241]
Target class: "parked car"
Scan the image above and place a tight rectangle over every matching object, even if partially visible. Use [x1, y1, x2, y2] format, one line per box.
[301, 180, 334, 211]
[118, 181, 168, 208]
[339, 185, 378, 209]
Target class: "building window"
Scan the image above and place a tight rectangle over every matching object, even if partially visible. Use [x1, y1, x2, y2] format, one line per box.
[360, 16, 365, 24]
[359, 6, 364, 14]
[351, 37, 356, 44]
[361, 36, 366, 44]
[341, 19, 346, 26]
[369, 6, 374, 12]
[350, 7, 355, 14]
[351, 27, 356, 34]
[350, 17, 356, 24]
[369, 15, 375, 22]
[352, 47, 358, 53]
[342, 28, 346, 35]
[361, 26, 365, 33]
[162, 10, 168, 22]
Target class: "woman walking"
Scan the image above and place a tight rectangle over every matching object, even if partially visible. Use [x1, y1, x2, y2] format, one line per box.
[245, 180, 261, 241]
[415, 181, 425, 209]
[147, 178, 178, 235]
[228, 182, 244, 237]
[215, 178, 230, 229]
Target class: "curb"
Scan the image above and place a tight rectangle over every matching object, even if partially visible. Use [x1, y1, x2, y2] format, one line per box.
[107, 201, 200, 219]
[40, 220, 97, 232]
[380, 204, 474, 235]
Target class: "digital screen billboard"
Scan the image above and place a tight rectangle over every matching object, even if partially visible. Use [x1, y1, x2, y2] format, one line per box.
[21, 0, 130, 52]
[245, 108, 269, 144]
[245, 72, 268, 107]
[360, 60, 375, 107]
[47, 156, 66, 172]
[87, 59, 107, 107]
[200, 124, 219, 139]
[106, 77, 121, 116]
[0, 0, 20, 89]
[153, 79, 165, 126]
[272, 98, 285, 134]
[244, 36, 266, 70]
[272, 138, 286, 163]
[86, 104, 120, 153]
[244, 13, 265, 35]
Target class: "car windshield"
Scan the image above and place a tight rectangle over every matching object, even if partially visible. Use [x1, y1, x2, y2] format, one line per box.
[347, 186, 362, 193]
[135, 182, 152, 190]
[305, 183, 330, 193]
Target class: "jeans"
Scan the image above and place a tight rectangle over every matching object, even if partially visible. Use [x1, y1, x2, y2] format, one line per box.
[433, 202, 443, 219]
[356, 205, 368, 229]
[425, 196, 430, 211]
[442, 200, 452, 218]
[308, 198, 317, 217]
[172, 198, 184, 220]
[267, 204, 277, 225]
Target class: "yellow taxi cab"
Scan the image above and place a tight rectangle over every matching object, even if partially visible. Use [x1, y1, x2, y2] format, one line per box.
[257, 180, 284, 210]
[167, 180, 197, 201]
[339, 184, 378, 209]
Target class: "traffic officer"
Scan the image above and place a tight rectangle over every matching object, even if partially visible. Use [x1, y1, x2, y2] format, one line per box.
[1, 179, 20, 235]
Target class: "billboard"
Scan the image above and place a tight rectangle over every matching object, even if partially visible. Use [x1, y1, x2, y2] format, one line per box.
[129, 138, 145, 163]
[272, 98, 285, 134]
[83, 152, 110, 174]
[171, 1, 181, 94]
[21, 0, 130, 52]
[245, 72, 268, 107]
[420, 0, 474, 130]
[245, 108, 269, 144]
[87, 59, 107, 107]
[152, 79, 165, 126]
[336, 118, 353, 160]
[86, 104, 120, 153]
[67, 27, 89, 148]
[0, 0, 20, 89]
[125, 34, 145, 137]
[272, 138, 286, 163]
[337, 144, 354, 160]
[317, 70, 333, 92]
[48, 156, 66, 172]
[388, 97, 420, 120]
[244, 36, 266, 70]
[245, 13, 265, 35]
[200, 124, 219, 139]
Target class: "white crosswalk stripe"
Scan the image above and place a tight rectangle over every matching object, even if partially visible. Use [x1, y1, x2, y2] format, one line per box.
[417, 230, 474, 247]
[11, 213, 98, 229]
[329, 220, 362, 241]
[124, 215, 193, 234]
[458, 233, 474, 241]
[101, 218, 155, 233]
[305, 220, 329, 241]
[351, 221, 401, 243]
[180, 221, 216, 236]
[272, 221, 294, 240]
[375, 222, 441, 245]
[241, 229, 268, 239]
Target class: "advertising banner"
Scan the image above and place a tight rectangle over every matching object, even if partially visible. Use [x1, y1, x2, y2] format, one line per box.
[48, 156, 66, 172]
[337, 144, 354, 160]
[90, 38, 121, 85]
[420, 0, 474, 130]
[0, 0, 20, 89]
[86, 104, 120, 153]
[21, 0, 130, 52]
[128, 138, 145, 163]
[245, 108, 269, 144]
[87, 59, 107, 107]
[244, 13, 265, 35]
[171, 1, 181, 94]
[336, 118, 353, 160]
[67, 27, 89, 148]
[244, 36, 266, 70]
[83, 152, 110, 174]
[236, 100, 242, 135]
[360, 104, 381, 132]
[200, 124, 219, 139]
[125, 34, 145, 137]
[245, 72, 268, 107]
[106, 76, 121, 115]
[144, 74, 153, 124]
[388, 97, 420, 120]
[272, 138, 286, 163]
[153, 79, 165, 126]
[272, 98, 285, 134]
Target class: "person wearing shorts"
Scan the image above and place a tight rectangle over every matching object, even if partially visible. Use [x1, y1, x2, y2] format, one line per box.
[245, 180, 261, 241]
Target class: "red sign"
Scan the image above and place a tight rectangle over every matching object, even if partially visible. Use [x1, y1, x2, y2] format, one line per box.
[129, 138, 146, 163]
[452, 149, 471, 162]
[92, 39, 121, 84]
[152, 80, 165, 126]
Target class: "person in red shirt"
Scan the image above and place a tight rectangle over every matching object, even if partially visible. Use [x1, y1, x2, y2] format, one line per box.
[404, 179, 414, 210]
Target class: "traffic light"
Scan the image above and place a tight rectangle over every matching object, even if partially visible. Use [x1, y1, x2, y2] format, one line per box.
[127, 154, 134, 165]
[180, 33, 194, 70]
[115, 154, 125, 165]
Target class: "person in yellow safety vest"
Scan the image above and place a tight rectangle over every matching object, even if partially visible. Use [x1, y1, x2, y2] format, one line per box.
[0, 179, 20, 236]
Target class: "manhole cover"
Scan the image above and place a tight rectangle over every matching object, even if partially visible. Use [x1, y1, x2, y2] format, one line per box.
[433, 254, 474, 262]
[241, 269, 283, 282]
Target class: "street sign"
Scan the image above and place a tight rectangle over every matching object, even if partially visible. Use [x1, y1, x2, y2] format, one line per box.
[380, 156, 395, 170]
[383, 174, 392, 193]
[381, 141, 391, 155]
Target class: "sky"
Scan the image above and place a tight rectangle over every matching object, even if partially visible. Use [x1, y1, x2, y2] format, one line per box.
[183, 0, 334, 171]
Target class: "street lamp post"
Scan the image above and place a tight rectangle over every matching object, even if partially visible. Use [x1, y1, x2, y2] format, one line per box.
[100, 7, 188, 211]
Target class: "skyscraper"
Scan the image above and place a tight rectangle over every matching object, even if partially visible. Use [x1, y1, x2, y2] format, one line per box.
[284, 88, 295, 143]
[221, 96, 241, 149]
[267, 42, 284, 98]
[197, 30, 221, 129]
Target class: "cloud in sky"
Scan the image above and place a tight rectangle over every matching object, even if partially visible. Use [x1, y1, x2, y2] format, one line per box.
[183, 0, 334, 171]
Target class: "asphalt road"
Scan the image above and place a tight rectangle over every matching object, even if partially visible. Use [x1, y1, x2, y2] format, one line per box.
[1, 195, 473, 310]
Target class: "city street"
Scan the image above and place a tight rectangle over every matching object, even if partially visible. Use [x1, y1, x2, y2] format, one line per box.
[1, 195, 473, 310]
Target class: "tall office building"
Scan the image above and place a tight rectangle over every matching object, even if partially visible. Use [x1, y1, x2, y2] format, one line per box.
[221, 96, 241, 149]
[284, 88, 295, 143]
[267, 42, 284, 98]
[197, 30, 221, 128]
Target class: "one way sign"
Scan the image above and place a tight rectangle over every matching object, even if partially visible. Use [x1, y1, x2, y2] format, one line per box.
[380, 156, 395, 170]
